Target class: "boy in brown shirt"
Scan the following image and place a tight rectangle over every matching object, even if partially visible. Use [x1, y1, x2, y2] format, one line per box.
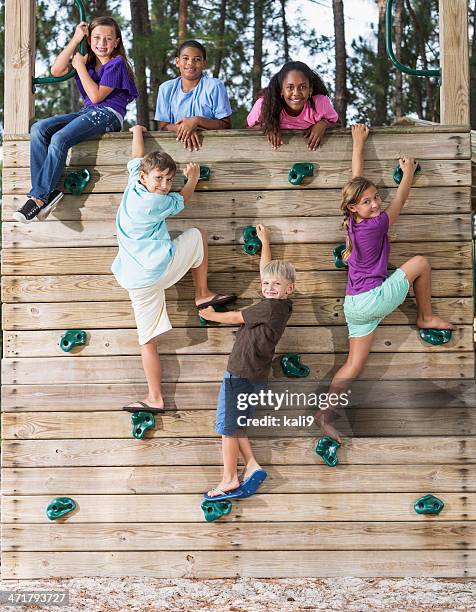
[199, 224, 295, 500]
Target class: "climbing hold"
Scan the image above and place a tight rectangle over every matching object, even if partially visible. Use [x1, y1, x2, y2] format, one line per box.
[242, 225, 262, 255]
[130, 411, 156, 439]
[199, 165, 210, 181]
[393, 163, 421, 185]
[419, 328, 452, 346]
[46, 497, 77, 520]
[64, 169, 91, 195]
[288, 162, 314, 185]
[198, 303, 228, 326]
[414, 494, 444, 515]
[60, 329, 87, 352]
[201, 499, 233, 522]
[280, 353, 310, 378]
[333, 243, 348, 269]
[315, 435, 341, 467]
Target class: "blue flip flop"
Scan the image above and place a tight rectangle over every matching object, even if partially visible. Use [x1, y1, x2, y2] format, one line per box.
[235, 469, 268, 498]
[203, 486, 243, 502]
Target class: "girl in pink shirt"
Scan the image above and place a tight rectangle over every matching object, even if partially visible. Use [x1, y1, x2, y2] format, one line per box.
[247, 61, 339, 150]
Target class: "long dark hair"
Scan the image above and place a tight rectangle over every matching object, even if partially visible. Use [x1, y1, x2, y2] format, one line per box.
[86, 16, 135, 83]
[259, 61, 329, 134]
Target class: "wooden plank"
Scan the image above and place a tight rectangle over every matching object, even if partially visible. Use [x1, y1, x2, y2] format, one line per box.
[3, 129, 471, 167]
[4, 326, 473, 358]
[3, 550, 475, 579]
[3, 493, 476, 523]
[2, 270, 472, 303]
[3, 242, 472, 275]
[3, 437, 476, 467]
[2, 215, 471, 248]
[2, 353, 474, 385]
[2, 379, 474, 411]
[3, 522, 475, 552]
[2, 160, 472, 195]
[3, 465, 474, 494]
[3, 297, 472, 330]
[2, 186, 471, 221]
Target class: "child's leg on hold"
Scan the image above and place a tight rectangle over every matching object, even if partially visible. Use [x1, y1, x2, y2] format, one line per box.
[192, 228, 220, 306]
[238, 436, 262, 480]
[135, 337, 164, 409]
[399, 256, 456, 330]
[207, 436, 241, 497]
[320, 332, 376, 443]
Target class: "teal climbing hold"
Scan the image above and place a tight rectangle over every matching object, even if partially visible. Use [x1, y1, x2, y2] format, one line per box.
[280, 353, 310, 378]
[288, 162, 314, 185]
[130, 411, 156, 439]
[419, 328, 452, 346]
[201, 499, 233, 522]
[199, 165, 210, 181]
[198, 303, 228, 326]
[242, 225, 262, 255]
[315, 435, 341, 467]
[46, 497, 77, 520]
[393, 163, 421, 184]
[333, 243, 348, 269]
[64, 169, 91, 195]
[60, 329, 87, 352]
[414, 494, 444, 515]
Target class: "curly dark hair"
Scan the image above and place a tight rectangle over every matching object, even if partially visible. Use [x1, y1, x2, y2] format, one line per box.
[259, 61, 329, 134]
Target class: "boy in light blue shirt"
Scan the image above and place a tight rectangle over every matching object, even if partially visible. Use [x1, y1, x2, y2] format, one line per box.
[155, 40, 232, 152]
[112, 125, 236, 411]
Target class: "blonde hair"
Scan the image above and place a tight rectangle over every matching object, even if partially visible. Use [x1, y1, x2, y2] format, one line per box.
[140, 151, 176, 175]
[262, 260, 296, 284]
[340, 176, 376, 261]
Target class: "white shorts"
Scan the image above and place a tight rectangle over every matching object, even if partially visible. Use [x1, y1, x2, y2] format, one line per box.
[128, 228, 204, 345]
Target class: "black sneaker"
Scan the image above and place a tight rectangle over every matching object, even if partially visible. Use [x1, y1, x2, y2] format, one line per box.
[37, 190, 64, 221]
[13, 199, 41, 223]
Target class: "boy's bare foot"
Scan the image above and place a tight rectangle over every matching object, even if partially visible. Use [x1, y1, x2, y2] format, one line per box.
[124, 398, 164, 410]
[416, 315, 456, 331]
[207, 477, 240, 497]
[243, 459, 262, 481]
[316, 410, 342, 444]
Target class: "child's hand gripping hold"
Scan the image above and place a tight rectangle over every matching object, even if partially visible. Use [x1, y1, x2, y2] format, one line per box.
[398, 156, 419, 177]
[183, 162, 200, 183]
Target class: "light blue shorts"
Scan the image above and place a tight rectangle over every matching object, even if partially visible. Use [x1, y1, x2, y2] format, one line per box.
[344, 268, 410, 338]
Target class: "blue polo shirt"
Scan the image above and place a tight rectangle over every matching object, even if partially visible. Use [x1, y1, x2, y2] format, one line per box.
[111, 158, 184, 289]
[154, 74, 232, 123]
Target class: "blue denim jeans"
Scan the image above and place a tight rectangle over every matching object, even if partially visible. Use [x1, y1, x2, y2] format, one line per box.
[28, 107, 121, 203]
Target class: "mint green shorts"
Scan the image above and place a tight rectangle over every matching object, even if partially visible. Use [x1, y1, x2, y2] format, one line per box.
[344, 268, 410, 338]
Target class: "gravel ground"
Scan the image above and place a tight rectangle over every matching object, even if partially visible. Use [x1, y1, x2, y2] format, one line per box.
[0, 577, 475, 611]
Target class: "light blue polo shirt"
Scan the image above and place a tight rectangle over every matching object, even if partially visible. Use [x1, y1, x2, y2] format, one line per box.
[111, 158, 184, 289]
[154, 74, 232, 123]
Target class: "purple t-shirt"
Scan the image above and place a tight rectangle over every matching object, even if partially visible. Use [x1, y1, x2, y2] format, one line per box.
[346, 211, 390, 296]
[75, 56, 138, 118]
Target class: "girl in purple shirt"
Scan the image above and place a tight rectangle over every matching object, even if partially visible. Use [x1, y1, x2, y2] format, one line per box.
[15, 17, 138, 224]
[319, 124, 456, 442]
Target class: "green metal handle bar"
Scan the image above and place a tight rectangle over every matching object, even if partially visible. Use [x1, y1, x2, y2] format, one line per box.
[385, 0, 440, 78]
[33, 0, 87, 85]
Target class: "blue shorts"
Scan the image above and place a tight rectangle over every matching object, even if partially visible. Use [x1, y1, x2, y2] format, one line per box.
[344, 268, 410, 337]
[215, 372, 266, 436]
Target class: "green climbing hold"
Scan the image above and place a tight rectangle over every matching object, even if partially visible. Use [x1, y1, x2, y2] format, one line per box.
[201, 499, 233, 522]
[46, 497, 77, 520]
[198, 303, 228, 326]
[393, 163, 421, 184]
[288, 162, 314, 185]
[64, 169, 91, 195]
[242, 225, 262, 255]
[333, 243, 348, 269]
[60, 329, 87, 352]
[199, 165, 210, 181]
[414, 494, 444, 515]
[419, 328, 452, 346]
[315, 435, 341, 467]
[131, 411, 156, 439]
[280, 353, 310, 378]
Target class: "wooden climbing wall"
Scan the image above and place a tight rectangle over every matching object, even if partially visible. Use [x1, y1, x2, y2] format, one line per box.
[1, 126, 475, 578]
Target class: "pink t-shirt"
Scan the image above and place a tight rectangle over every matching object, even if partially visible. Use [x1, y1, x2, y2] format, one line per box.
[246, 94, 339, 129]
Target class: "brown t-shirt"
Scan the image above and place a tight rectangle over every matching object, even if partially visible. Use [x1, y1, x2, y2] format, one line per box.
[227, 298, 293, 381]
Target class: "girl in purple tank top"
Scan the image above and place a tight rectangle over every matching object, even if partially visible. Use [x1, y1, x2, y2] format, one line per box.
[318, 124, 456, 443]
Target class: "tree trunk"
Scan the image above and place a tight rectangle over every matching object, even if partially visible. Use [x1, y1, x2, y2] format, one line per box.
[178, 0, 188, 45]
[130, 0, 151, 129]
[332, 0, 347, 126]
[281, 0, 289, 63]
[394, 0, 403, 118]
[375, 0, 389, 125]
[213, 0, 227, 77]
[252, 0, 264, 100]
[469, 0, 476, 127]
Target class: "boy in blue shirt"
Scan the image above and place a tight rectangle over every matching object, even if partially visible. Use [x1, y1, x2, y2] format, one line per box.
[155, 40, 232, 152]
[112, 125, 235, 411]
